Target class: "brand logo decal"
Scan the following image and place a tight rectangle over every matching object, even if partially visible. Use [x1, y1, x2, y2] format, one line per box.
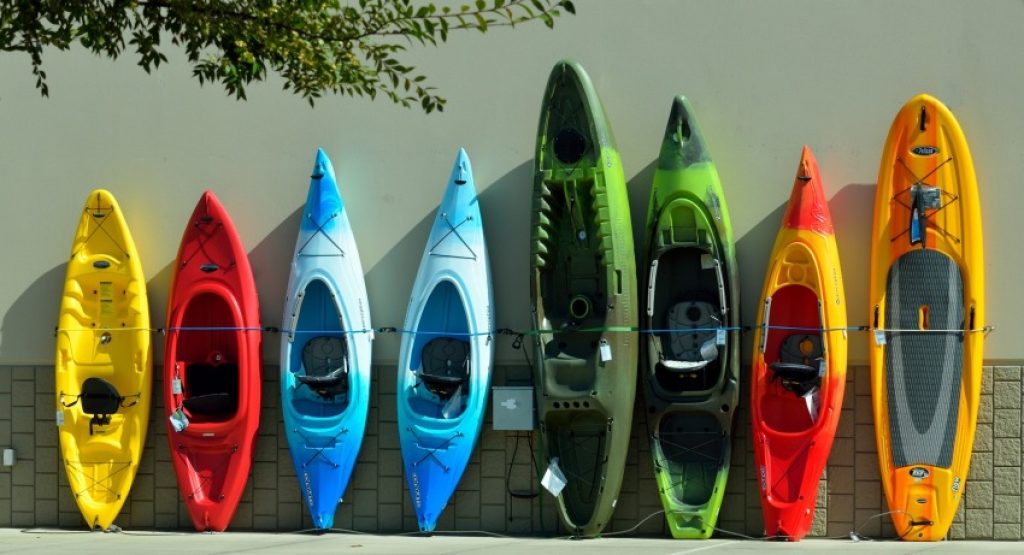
[909, 467, 929, 479]
[912, 145, 939, 156]
[412, 472, 423, 508]
[759, 465, 767, 491]
[303, 472, 315, 510]
[952, 476, 961, 493]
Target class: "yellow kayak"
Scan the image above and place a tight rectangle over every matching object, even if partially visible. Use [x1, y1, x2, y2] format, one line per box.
[870, 94, 985, 541]
[55, 190, 152, 530]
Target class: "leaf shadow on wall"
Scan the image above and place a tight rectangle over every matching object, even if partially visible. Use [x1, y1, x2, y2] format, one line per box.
[0, 263, 65, 364]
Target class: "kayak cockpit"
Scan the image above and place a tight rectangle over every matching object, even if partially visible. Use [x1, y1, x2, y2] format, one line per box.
[288, 278, 351, 417]
[406, 280, 471, 420]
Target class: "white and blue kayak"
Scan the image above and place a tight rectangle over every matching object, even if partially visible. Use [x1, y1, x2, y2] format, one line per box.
[281, 148, 372, 530]
[398, 148, 494, 532]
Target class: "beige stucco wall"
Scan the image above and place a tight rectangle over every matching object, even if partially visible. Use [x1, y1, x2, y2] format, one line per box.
[2, 0, 1024, 539]
[1, 1, 1022, 366]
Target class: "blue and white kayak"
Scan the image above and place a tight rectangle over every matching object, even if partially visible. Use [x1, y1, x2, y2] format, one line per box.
[281, 148, 372, 530]
[398, 148, 494, 532]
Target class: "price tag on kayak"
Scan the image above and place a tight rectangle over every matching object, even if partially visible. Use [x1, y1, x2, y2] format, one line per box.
[599, 339, 612, 362]
[716, 329, 726, 346]
[169, 408, 189, 432]
[171, 377, 182, 395]
[55, 410, 64, 427]
[541, 457, 567, 497]
[874, 329, 886, 346]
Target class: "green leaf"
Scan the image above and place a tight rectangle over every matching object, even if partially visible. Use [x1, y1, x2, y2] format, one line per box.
[4, 0, 575, 113]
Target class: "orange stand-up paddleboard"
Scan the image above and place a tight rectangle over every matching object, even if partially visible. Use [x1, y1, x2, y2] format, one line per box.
[752, 146, 847, 540]
[870, 95, 985, 541]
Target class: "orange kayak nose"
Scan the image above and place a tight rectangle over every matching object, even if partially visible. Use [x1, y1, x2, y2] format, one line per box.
[782, 145, 833, 234]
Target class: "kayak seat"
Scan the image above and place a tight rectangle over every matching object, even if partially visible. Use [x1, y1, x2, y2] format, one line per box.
[770, 334, 823, 396]
[297, 336, 349, 400]
[183, 363, 238, 417]
[74, 377, 134, 435]
[418, 337, 470, 400]
[663, 301, 719, 373]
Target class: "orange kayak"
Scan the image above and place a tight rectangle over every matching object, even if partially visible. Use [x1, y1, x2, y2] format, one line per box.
[752, 146, 847, 540]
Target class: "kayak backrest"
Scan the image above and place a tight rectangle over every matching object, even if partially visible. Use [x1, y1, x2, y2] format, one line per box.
[183, 363, 239, 418]
[80, 377, 123, 435]
[297, 336, 349, 399]
[418, 337, 470, 400]
[769, 334, 824, 396]
[664, 301, 719, 372]
[80, 377, 123, 416]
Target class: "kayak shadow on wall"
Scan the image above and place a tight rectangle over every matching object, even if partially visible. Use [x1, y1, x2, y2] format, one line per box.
[829, 183, 876, 363]
[362, 203, 436, 370]
[247, 205, 304, 364]
[626, 160, 657, 269]
[736, 199, 789, 366]
[142, 204, 304, 366]
[0, 263, 66, 364]
[362, 159, 536, 371]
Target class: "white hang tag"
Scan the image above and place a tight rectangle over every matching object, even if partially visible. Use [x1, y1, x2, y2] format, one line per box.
[874, 329, 886, 346]
[442, 386, 462, 419]
[369, 329, 376, 341]
[169, 408, 189, 432]
[171, 377, 183, 395]
[698, 338, 718, 361]
[700, 254, 715, 269]
[55, 410, 64, 427]
[818, 358, 827, 378]
[599, 340, 612, 362]
[716, 328, 727, 346]
[541, 457, 568, 497]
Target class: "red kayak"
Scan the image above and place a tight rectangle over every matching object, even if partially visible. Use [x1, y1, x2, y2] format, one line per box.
[164, 191, 261, 532]
[751, 147, 848, 540]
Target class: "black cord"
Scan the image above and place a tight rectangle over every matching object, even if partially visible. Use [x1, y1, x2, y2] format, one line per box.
[506, 432, 540, 499]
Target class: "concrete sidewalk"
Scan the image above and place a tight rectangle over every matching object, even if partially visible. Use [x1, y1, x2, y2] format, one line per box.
[2, 529, 1022, 554]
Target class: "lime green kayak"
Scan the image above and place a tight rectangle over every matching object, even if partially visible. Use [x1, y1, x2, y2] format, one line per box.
[642, 97, 740, 539]
[530, 60, 638, 537]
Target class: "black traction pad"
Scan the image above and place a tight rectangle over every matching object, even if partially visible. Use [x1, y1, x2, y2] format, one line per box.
[885, 249, 964, 468]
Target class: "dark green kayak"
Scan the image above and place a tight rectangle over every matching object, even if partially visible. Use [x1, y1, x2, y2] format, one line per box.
[641, 97, 740, 539]
[530, 60, 638, 537]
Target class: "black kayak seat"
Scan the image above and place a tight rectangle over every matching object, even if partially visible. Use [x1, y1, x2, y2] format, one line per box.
[79, 377, 124, 435]
[80, 377, 123, 416]
[183, 362, 238, 417]
[297, 336, 349, 399]
[769, 333, 824, 397]
[419, 337, 470, 400]
[183, 393, 234, 416]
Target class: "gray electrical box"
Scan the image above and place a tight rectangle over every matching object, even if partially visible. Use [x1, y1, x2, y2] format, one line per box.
[491, 386, 535, 431]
